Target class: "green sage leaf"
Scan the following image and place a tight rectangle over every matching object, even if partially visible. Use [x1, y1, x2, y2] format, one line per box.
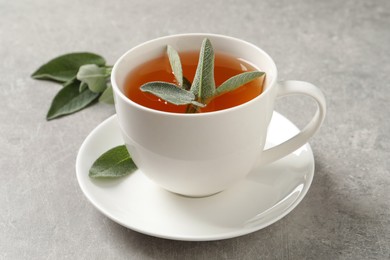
[167, 45, 183, 87]
[216, 71, 265, 97]
[190, 38, 216, 103]
[99, 83, 114, 104]
[31, 52, 106, 83]
[141, 81, 205, 107]
[89, 145, 137, 178]
[76, 64, 108, 93]
[46, 80, 99, 120]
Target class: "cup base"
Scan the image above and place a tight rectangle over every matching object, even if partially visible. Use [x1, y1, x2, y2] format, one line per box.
[76, 112, 315, 241]
[170, 189, 223, 198]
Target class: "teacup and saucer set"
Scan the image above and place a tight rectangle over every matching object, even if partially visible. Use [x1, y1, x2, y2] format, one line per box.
[76, 34, 326, 241]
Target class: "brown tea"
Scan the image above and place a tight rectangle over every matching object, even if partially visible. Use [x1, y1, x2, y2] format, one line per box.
[124, 51, 265, 113]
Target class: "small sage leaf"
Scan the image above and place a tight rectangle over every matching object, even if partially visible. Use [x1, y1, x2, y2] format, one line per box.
[141, 81, 200, 106]
[216, 71, 265, 97]
[167, 45, 183, 86]
[77, 64, 108, 93]
[89, 145, 137, 178]
[32, 52, 106, 83]
[190, 38, 216, 103]
[46, 80, 99, 120]
[99, 83, 114, 104]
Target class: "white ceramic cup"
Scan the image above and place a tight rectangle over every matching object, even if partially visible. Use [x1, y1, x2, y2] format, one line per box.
[111, 33, 326, 197]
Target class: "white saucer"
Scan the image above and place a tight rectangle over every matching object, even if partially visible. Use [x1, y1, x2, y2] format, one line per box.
[76, 112, 314, 241]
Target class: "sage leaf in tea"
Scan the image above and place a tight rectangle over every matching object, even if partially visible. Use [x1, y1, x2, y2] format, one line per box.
[216, 71, 265, 97]
[138, 39, 264, 113]
[167, 45, 183, 87]
[89, 145, 137, 178]
[46, 80, 99, 120]
[31, 52, 106, 83]
[190, 38, 216, 103]
[141, 81, 205, 107]
[99, 83, 114, 104]
[77, 64, 109, 93]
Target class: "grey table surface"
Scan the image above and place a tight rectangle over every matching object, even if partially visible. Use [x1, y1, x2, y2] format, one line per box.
[1, 0, 389, 259]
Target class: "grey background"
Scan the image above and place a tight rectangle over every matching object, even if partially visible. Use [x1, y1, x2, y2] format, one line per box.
[1, 0, 389, 259]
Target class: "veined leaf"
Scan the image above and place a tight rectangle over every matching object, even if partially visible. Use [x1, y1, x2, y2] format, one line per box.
[216, 71, 265, 97]
[46, 80, 99, 120]
[141, 81, 205, 107]
[76, 64, 108, 93]
[99, 83, 114, 104]
[190, 38, 216, 103]
[89, 145, 137, 178]
[167, 45, 183, 86]
[31, 52, 106, 83]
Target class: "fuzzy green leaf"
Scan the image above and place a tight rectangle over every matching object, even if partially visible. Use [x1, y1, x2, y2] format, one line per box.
[190, 38, 216, 103]
[141, 81, 205, 107]
[46, 80, 99, 120]
[76, 64, 108, 93]
[31, 53, 106, 83]
[89, 145, 137, 178]
[99, 83, 114, 104]
[216, 71, 265, 97]
[167, 45, 183, 87]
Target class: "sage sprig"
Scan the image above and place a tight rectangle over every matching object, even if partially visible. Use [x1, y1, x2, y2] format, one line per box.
[31, 52, 113, 120]
[140, 38, 265, 112]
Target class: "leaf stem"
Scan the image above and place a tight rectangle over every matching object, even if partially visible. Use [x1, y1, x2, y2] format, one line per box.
[185, 104, 200, 113]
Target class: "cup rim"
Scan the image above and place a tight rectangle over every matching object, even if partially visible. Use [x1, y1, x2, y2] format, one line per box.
[111, 33, 278, 117]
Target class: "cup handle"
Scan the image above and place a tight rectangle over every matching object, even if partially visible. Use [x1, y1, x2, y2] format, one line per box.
[257, 80, 326, 165]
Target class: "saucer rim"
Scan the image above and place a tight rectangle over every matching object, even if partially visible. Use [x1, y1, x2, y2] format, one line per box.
[76, 112, 314, 241]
